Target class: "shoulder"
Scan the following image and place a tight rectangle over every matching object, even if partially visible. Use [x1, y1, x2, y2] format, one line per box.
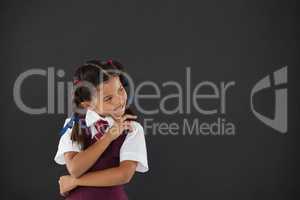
[59, 117, 81, 148]
[60, 117, 72, 138]
[120, 120, 149, 172]
[54, 118, 81, 165]
[132, 120, 143, 129]
[131, 121, 145, 134]
[123, 121, 146, 141]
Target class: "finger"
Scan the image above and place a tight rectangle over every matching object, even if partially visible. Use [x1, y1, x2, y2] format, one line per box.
[123, 123, 133, 132]
[110, 126, 120, 136]
[122, 114, 137, 121]
[123, 120, 133, 126]
[125, 126, 133, 132]
[59, 188, 65, 196]
[61, 192, 68, 197]
[60, 186, 68, 196]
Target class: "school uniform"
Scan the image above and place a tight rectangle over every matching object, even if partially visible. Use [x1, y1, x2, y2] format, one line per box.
[54, 109, 149, 200]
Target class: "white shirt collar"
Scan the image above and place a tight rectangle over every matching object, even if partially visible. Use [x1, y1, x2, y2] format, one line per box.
[85, 109, 114, 128]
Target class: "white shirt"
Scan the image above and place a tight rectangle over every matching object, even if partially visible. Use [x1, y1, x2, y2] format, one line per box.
[54, 109, 149, 173]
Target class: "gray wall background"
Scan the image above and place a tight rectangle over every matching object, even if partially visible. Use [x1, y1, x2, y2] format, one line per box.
[1, 1, 299, 200]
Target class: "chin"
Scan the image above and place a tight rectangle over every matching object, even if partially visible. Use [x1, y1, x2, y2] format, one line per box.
[117, 110, 126, 116]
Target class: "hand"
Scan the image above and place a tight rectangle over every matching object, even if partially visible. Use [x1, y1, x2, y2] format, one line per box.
[107, 114, 137, 141]
[59, 175, 77, 197]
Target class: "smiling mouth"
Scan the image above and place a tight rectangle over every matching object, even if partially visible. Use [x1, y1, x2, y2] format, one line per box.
[114, 103, 125, 111]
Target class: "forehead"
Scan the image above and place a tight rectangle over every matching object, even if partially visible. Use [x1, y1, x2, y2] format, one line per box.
[97, 76, 121, 94]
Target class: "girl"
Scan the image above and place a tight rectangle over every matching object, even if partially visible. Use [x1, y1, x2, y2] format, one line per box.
[54, 59, 148, 200]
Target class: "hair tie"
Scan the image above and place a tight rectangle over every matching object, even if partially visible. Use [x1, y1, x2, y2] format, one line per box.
[107, 59, 113, 65]
[73, 79, 81, 85]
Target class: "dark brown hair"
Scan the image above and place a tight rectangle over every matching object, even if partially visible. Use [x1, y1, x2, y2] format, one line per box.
[71, 59, 132, 150]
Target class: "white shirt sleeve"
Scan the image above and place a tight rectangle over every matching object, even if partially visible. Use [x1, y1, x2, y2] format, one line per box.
[54, 118, 82, 165]
[120, 121, 149, 173]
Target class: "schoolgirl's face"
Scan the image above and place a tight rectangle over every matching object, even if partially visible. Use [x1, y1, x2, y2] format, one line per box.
[91, 76, 127, 119]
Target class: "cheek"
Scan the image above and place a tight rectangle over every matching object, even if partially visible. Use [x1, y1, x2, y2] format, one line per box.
[97, 103, 114, 115]
[123, 91, 128, 102]
[94, 99, 110, 111]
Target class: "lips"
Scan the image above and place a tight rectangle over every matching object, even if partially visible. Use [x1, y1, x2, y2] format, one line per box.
[114, 103, 125, 111]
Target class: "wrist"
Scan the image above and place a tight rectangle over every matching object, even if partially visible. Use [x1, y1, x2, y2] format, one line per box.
[105, 128, 117, 142]
[99, 133, 113, 144]
[73, 177, 79, 187]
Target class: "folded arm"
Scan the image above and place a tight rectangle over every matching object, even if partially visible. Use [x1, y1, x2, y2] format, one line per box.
[59, 160, 137, 195]
[64, 134, 113, 178]
[76, 160, 137, 186]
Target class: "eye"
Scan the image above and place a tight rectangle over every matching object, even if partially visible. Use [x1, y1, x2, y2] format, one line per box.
[104, 96, 112, 102]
